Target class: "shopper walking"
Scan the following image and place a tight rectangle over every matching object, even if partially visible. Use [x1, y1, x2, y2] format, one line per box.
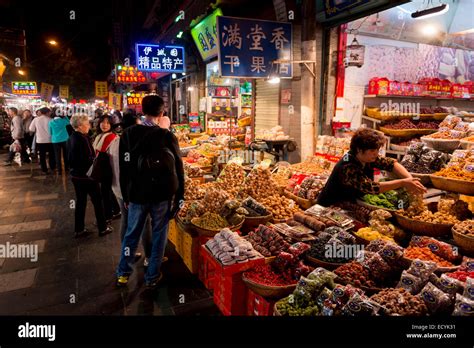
[49, 108, 71, 174]
[92, 115, 120, 222]
[109, 111, 152, 265]
[29, 107, 55, 174]
[4, 107, 30, 166]
[67, 114, 113, 238]
[116, 95, 184, 288]
[22, 110, 34, 156]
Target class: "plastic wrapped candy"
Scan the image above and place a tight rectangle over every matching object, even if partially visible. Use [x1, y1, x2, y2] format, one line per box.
[288, 242, 311, 258]
[316, 287, 333, 308]
[430, 273, 465, 297]
[461, 257, 474, 272]
[464, 278, 474, 301]
[397, 270, 426, 295]
[378, 243, 404, 266]
[330, 284, 363, 308]
[334, 231, 356, 245]
[409, 236, 459, 263]
[363, 253, 391, 282]
[420, 282, 452, 314]
[293, 276, 321, 303]
[273, 252, 295, 273]
[366, 239, 390, 253]
[307, 267, 337, 289]
[342, 293, 380, 316]
[452, 294, 474, 316]
[407, 259, 437, 282]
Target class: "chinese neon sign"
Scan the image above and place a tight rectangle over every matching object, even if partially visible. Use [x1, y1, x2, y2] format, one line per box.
[136, 44, 185, 73]
[12, 82, 37, 95]
[115, 65, 147, 83]
[126, 92, 146, 106]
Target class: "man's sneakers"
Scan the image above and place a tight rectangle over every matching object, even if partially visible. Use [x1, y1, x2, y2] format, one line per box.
[116, 275, 129, 287]
[99, 226, 113, 237]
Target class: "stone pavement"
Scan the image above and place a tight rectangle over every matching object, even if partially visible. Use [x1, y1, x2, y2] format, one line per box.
[0, 151, 219, 315]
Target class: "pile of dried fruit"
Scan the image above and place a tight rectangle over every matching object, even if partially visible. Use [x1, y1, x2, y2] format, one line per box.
[246, 225, 291, 257]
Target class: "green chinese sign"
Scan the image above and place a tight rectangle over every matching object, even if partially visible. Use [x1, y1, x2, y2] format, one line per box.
[191, 8, 222, 61]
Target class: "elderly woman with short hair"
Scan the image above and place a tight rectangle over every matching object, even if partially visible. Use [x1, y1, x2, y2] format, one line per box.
[67, 114, 113, 238]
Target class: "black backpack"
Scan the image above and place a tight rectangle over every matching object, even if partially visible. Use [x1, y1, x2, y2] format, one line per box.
[136, 128, 179, 198]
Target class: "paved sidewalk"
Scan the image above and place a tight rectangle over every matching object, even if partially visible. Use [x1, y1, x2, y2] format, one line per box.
[0, 152, 219, 315]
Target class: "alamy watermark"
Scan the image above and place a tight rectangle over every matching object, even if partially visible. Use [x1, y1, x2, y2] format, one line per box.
[217, 150, 261, 164]
[325, 243, 365, 261]
[0, 242, 38, 262]
[380, 100, 421, 119]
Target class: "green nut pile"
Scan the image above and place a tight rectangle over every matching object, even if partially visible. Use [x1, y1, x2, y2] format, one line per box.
[193, 212, 229, 231]
[276, 296, 319, 316]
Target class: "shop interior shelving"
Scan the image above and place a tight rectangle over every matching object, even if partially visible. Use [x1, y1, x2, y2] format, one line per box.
[361, 94, 474, 160]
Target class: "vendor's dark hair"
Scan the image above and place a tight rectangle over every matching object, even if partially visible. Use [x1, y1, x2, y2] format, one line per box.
[96, 114, 113, 134]
[142, 95, 164, 116]
[122, 109, 138, 130]
[350, 128, 386, 153]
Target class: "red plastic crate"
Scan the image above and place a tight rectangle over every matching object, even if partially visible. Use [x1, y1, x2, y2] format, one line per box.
[199, 244, 216, 291]
[246, 290, 276, 316]
[200, 245, 265, 316]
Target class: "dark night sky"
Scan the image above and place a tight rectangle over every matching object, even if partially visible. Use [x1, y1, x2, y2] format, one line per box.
[1, 0, 115, 96]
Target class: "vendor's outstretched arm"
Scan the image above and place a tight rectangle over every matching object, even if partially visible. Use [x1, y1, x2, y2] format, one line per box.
[391, 162, 413, 179]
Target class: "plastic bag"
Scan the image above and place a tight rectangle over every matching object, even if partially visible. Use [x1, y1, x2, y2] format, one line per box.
[430, 273, 464, 296]
[379, 244, 404, 265]
[397, 271, 426, 295]
[363, 253, 391, 282]
[342, 293, 379, 316]
[464, 278, 474, 301]
[420, 282, 452, 314]
[288, 242, 311, 258]
[452, 294, 474, 316]
[407, 259, 437, 282]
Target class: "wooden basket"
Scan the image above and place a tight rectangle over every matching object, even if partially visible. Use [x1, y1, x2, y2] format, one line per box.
[421, 137, 461, 152]
[452, 229, 474, 254]
[306, 255, 346, 270]
[380, 127, 436, 137]
[191, 218, 244, 237]
[242, 273, 296, 299]
[430, 175, 474, 196]
[394, 213, 453, 237]
[242, 213, 273, 232]
[433, 113, 449, 120]
[283, 190, 316, 210]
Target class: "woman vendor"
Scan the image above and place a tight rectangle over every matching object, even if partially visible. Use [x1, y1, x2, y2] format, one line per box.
[317, 128, 426, 207]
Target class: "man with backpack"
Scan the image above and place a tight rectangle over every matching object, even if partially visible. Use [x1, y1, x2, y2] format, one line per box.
[116, 95, 184, 289]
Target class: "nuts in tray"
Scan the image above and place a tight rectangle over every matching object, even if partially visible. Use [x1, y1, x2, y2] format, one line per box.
[370, 288, 428, 316]
[184, 178, 205, 200]
[453, 220, 474, 237]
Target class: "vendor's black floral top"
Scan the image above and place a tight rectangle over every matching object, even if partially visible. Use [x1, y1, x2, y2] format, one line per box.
[317, 151, 396, 207]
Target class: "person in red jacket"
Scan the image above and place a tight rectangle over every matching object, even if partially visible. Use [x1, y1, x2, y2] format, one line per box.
[92, 115, 121, 223]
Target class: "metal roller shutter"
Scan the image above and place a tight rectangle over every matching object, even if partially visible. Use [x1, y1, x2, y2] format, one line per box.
[255, 80, 280, 132]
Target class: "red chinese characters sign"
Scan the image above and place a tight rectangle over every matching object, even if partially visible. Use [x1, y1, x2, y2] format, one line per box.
[126, 92, 146, 106]
[116, 65, 146, 84]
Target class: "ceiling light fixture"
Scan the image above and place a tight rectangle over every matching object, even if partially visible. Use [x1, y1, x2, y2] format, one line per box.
[411, 3, 449, 20]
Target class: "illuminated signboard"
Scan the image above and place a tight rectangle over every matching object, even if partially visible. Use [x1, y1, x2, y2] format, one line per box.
[136, 43, 185, 73]
[12, 82, 37, 95]
[191, 8, 222, 61]
[126, 92, 146, 106]
[115, 65, 147, 83]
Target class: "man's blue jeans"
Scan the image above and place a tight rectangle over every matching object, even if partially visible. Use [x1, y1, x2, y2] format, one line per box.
[116, 201, 170, 284]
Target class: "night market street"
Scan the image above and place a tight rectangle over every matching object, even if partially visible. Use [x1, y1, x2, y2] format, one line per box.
[0, 151, 218, 315]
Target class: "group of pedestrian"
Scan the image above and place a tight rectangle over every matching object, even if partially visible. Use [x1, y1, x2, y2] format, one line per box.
[66, 95, 182, 289]
[4, 106, 70, 174]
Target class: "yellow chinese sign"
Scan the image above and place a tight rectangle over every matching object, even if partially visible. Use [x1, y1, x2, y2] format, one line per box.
[126, 92, 146, 106]
[109, 92, 122, 110]
[59, 85, 69, 99]
[95, 81, 108, 98]
[40, 82, 54, 101]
